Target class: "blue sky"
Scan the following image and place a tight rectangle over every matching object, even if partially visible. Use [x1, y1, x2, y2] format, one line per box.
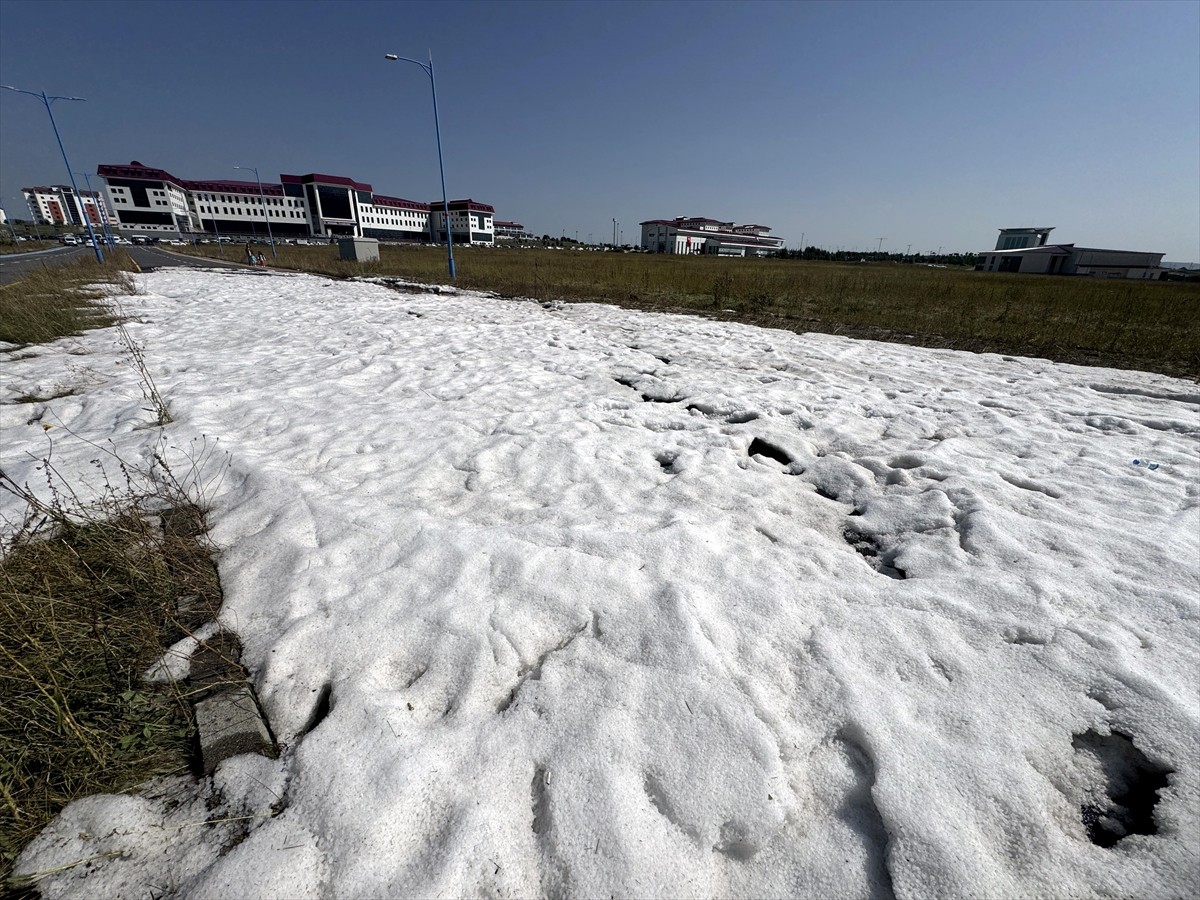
[1, 0, 1197, 259]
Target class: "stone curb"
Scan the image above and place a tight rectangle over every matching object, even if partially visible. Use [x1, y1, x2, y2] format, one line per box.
[185, 629, 276, 775]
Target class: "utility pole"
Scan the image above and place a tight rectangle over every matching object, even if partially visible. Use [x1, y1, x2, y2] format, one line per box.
[612, 218, 616, 246]
[906, 243, 911, 255]
[877, 237, 885, 254]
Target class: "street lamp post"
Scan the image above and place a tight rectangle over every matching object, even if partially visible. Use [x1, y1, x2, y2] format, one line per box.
[211, 211, 224, 257]
[2, 84, 103, 262]
[74, 172, 115, 249]
[23, 196, 43, 241]
[233, 165, 277, 260]
[386, 51, 456, 280]
[10, 195, 42, 241]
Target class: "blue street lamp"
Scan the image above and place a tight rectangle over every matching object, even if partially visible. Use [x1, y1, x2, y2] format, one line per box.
[18, 195, 44, 241]
[2, 84, 103, 262]
[385, 51, 456, 280]
[233, 165, 277, 260]
[74, 172, 115, 250]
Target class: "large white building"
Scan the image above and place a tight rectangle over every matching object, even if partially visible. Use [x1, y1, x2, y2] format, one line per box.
[640, 217, 785, 257]
[21, 185, 113, 229]
[93, 161, 494, 245]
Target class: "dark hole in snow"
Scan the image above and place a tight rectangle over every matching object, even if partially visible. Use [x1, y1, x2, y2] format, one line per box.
[842, 528, 907, 579]
[299, 682, 332, 737]
[748, 438, 792, 466]
[656, 451, 679, 473]
[641, 392, 683, 404]
[725, 411, 760, 424]
[1073, 728, 1171, 848]
[531, 765, 552, 836]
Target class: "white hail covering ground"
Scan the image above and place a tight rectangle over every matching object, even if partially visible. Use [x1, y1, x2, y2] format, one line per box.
[3, 268, 1199, 899]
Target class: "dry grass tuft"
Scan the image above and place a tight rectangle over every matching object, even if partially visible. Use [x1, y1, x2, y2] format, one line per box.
[0, 252, 138, 347]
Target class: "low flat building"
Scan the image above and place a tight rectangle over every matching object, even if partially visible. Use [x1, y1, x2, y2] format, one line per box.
[976, 244, 1165, 279]
[495, 220, 531, 240]
[640, 216, 784, 257]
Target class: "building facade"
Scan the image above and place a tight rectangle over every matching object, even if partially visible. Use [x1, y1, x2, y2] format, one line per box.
[429, 199, 494, 246]
[494, 220, 531, 240]
[640, 216, 785, 257]
[977, 244, 1165, 279]
[22, 185, 113, 228]
[92, 160, 495, 245]
[994, 227, 1054, 250]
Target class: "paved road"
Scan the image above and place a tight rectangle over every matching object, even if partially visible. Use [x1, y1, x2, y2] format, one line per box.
[0, 244, 252, 285]
[0, 245, 91, 285]
[126, 245, 249, 272]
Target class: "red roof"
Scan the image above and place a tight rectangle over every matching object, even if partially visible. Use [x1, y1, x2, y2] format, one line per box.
[98, 162, 185, 187]
[372, 194, 431, 211]
[184, 179, 284, 196]
[280, 173, 373, 191]
[428, 199, 494, 214]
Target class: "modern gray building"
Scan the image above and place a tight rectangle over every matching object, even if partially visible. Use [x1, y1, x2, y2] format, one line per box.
[994, 227, 1054, 250]
[977, 243, 1165, 278]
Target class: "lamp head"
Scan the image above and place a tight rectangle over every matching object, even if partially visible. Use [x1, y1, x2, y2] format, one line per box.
[385, 54, 398, 60]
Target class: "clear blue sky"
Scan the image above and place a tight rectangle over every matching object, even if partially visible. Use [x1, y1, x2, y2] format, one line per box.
[2, 0, 1197, 259]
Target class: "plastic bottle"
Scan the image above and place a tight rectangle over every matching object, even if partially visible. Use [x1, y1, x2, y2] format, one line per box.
[1132, 458, 1160, 471]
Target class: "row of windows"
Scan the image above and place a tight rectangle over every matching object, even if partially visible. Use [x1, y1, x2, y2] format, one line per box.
[196, 193, 298, 207]
[197, 205, 305, 219]
[363, 212, 427, 225]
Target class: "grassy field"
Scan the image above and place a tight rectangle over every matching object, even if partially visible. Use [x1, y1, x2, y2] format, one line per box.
[0, 241, 58, 256]
[0, 252, 137, 346]
[179, 244, 1199, 379]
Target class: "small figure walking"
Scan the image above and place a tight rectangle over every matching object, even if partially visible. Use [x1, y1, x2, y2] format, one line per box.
[246, 244, 255, 265]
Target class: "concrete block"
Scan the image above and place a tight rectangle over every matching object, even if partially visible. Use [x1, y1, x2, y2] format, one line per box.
[338, 237, 379, 262]
[195, 684, 274, 774]
[188, 630, 246, 699]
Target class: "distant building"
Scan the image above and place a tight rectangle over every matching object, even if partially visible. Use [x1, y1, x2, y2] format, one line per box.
[428, 199, 495, 246]
[977, 244, 1165, 279]
[494, 220, 531, 240]
[22, 185, 112, 228]
[995, 227, 1054, 250]
[93, 160, 495, 244]
[640, 216, 785, 257]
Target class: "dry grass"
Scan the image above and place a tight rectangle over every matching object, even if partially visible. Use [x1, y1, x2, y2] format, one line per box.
[0, 252, 139, 346]
[178, 244, 1200, 378]
[0, 241, 58, 256]
[0, 452, 225, 888]
[1, 252, 218, 887]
